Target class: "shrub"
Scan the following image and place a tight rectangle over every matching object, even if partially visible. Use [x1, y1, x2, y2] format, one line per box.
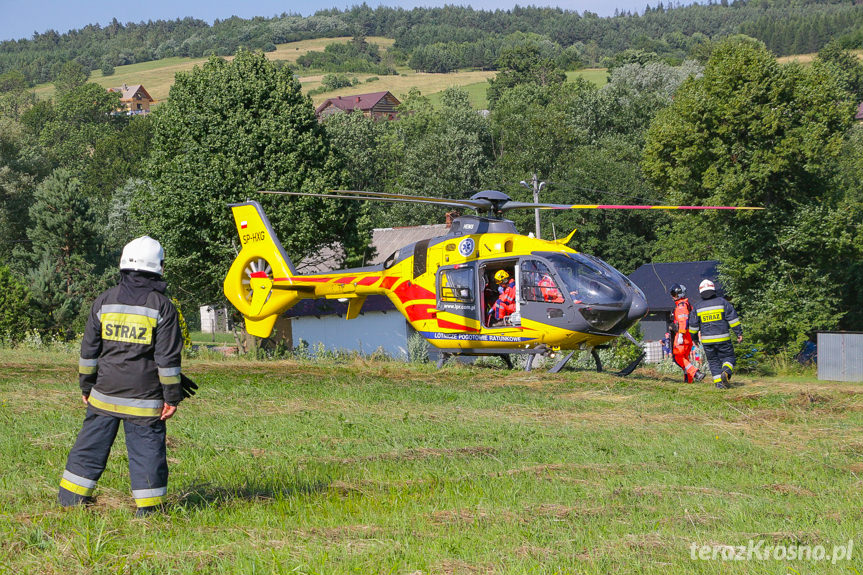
[0, 264, 33, 345]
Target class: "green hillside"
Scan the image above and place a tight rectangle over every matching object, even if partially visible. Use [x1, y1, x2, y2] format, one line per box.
[31, 36, 608, 109]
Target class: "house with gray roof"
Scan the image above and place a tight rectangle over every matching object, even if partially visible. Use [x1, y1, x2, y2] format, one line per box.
[108, 84, 154, 115]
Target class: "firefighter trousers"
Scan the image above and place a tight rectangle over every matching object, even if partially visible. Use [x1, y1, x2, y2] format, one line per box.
[703, 341, 736, 386]
[59, 407, 168, 511]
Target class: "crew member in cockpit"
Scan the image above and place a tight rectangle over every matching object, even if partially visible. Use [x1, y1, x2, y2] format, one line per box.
[539, 273, 564, 303]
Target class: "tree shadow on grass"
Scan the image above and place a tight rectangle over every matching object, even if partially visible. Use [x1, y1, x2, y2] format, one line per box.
[176, 475, 331, 510]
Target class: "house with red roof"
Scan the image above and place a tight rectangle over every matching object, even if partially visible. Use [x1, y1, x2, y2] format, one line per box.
[315, 91, 400, 120]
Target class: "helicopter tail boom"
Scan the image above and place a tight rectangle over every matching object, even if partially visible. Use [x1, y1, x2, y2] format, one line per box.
[224, 200, 302, 337]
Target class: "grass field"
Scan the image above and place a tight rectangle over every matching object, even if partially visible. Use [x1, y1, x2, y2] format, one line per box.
[33, 37, 396, 103]
[32, 36, 607, 110]
[776, 49, 863, 65]
[1, 348, 860, 574]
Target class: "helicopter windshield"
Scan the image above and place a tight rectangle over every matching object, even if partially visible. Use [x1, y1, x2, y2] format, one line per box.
[544, 253, 630, 307]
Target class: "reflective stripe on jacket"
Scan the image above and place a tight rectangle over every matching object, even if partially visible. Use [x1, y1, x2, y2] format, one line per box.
[673, 298, 692, 334]
[493, 279, 516, 319]
[689, 294, 742, 344]
[78, 277, 183, 422]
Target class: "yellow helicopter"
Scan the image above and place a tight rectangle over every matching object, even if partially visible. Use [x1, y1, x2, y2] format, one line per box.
[223, 190, 760, 372]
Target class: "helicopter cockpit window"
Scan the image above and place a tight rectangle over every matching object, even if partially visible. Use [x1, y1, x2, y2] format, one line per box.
[439, 267, 474, 302]
[520, 260, 564, 303]
[545, 253, 629, 306]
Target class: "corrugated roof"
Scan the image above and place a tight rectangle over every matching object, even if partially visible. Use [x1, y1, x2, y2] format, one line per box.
[296, 224, 448, 272]
[628, 261, 722, 312]
[368, 224, 448, 264]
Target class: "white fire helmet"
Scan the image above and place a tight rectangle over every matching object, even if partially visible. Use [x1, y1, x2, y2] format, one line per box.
[120, 236, 164, 275]
[699, 279, 716, 294]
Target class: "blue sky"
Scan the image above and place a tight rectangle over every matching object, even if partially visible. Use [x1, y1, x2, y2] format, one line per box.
[0, 0, 666, 43]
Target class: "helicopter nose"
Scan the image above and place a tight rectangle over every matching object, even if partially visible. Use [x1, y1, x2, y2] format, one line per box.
[627, 284, 648, 324]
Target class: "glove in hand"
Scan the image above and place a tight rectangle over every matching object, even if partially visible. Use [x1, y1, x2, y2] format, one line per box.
[181, 374, 198, 399]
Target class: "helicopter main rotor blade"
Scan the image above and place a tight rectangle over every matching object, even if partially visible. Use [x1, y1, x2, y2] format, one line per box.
[330, 189, 492, 209]
[499, 201, 764, 212]
[260, 190, 489, 210]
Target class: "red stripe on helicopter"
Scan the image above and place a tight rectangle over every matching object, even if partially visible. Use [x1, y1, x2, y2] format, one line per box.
[435, 319, 480, 333]
[405, 303, 437, 321]
[357, 276, 380, 286]
[558, 204, 755, 210]
[393, 280, 435, 304]
[380, 276, 399, 290]
[250, 271, 268, 278]
[334, 276, 357, 284]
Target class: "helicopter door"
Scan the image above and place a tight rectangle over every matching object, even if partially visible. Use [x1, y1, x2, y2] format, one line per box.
[436, 264, 479, 326]
[519, 259, 569, 327]
[480, 261, 520, 327]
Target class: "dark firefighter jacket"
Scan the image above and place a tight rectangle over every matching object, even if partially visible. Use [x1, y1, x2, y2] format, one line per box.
[78, 272, 183, 423]
[688, 290, 743, 345]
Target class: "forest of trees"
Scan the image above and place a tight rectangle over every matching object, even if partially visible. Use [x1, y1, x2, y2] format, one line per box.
[1, 2, 863, 361]
[4, 1, 863, 83]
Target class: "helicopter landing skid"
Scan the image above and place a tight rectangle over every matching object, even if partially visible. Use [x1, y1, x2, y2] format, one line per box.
[615, 352, 645, 376]
[548, 351, 575, 373]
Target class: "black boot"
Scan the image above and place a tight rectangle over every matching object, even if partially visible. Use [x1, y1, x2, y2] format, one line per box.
[135, 505, 163, 517]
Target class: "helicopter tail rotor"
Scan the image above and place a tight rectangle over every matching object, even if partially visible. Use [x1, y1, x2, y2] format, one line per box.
[224, 200, 302, 337]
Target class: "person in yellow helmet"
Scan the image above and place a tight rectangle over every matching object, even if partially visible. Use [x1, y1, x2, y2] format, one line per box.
[490, 269, 516, 325]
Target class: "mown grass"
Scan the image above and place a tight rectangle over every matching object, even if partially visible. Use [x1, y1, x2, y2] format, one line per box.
[1, 348, 861, 574]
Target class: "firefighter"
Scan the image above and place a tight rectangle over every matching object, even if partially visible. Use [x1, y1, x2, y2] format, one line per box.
[669, 284, 705, 383]
[688, 279, 743, 389]
[59, 236, 193, 516]
[490, 269, 516, 324]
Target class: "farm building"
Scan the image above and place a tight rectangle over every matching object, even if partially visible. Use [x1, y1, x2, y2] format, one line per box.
[315, 91, 400, 120]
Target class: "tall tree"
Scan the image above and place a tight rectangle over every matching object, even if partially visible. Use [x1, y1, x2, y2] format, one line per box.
[53, 60, 89, 95]
[383, 87, 496, 226]
[21, 168, 105, 337]
[642, 36, 854, 352]
[486, 44, 566, 109]
[37, 83, 122, 170]
[143, 49, 363, 306]
[816, 39, 863, 103]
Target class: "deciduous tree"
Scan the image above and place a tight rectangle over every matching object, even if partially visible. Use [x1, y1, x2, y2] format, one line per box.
[143, 50, 363, 306]
[643, 36, 854, 351]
